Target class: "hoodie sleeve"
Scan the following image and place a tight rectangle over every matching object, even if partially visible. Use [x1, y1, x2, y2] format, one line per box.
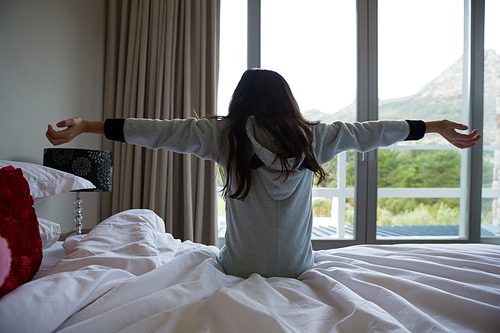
[313, 120, 419, 165]
[104, 117, 225, 162]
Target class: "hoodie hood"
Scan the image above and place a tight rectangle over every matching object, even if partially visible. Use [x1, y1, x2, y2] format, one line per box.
[245, 116, 310, 200]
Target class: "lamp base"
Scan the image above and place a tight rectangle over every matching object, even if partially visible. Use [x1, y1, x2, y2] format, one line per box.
[73, 191, 84, 235]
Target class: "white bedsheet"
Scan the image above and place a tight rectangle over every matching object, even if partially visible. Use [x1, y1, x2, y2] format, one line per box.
[33, 241, 67, 280]
[0, 209, 499, 333]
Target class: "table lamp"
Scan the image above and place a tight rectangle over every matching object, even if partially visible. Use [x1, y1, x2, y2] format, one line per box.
[43, 148, 113, 235]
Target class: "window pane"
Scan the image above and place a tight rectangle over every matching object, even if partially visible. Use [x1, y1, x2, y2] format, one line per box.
[312, 197, 355, 240]
[217, 0, 246, 117]
[217, 0, 247, 246]
[377, 0, 465, 239]
[482, 0, 500, 238]
[261, 0, 356, 240]
[377, 197, 462, 239]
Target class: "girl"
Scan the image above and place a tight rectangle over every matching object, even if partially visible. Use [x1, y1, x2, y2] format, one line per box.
[46, 69, 481, 279]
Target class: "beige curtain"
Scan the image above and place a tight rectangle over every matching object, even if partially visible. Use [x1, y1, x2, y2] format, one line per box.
[101, 0, 220, 245]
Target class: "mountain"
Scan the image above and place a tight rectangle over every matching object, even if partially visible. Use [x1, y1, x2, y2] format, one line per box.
[304, 49, 500, 143]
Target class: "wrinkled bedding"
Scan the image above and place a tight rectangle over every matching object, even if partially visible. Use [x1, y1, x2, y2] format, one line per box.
[1, 209, 499, 332]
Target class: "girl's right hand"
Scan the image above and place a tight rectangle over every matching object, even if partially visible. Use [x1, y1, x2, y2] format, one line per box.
[46, 117, 86, 146]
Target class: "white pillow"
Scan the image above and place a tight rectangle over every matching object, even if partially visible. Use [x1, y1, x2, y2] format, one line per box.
[0, 160, 96, 204]
[38, 218, 62, 250]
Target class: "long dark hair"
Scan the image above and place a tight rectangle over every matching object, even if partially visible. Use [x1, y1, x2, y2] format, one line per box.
[221, 69, 326, 199]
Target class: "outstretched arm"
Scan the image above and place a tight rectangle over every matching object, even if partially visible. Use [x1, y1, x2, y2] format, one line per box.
[425, 120, 481, 149]
[46, 117, 104, 146]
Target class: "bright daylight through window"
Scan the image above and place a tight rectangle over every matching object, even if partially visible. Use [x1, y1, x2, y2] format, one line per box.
[377, 0, 467, 239]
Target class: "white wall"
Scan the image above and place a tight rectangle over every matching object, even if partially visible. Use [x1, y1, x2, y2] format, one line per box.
[0, 0, 106, 235]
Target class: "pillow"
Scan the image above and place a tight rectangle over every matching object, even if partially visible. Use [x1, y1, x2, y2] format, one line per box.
[0, 166, 43, 297]
[0, 160, 95, 204]
[38, 218, 62, 250]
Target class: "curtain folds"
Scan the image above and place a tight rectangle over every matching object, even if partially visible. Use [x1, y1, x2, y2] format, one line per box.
[102, 0, 220, 245]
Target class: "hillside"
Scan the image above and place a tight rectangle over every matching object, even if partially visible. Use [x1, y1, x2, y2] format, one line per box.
[304, 49, 500, 144]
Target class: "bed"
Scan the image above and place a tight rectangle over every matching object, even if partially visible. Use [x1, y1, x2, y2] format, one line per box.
[1, 162, 500, 332]
[0, 209, 498, 333]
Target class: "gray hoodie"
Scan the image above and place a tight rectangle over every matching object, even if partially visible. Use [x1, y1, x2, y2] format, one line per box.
[108, 116, 419, 278]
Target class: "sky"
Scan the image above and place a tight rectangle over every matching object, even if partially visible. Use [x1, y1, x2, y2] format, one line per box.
[217, 0, 500, 116]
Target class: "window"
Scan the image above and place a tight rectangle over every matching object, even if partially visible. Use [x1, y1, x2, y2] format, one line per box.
[217, 0, 247, 244]
[217, 0, 495, 247]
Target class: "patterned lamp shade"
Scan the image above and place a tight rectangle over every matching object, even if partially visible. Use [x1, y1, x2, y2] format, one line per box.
[43, 148, 113, 192]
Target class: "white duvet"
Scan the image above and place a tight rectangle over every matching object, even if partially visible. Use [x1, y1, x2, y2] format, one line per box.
[1, 209, 499, 333]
